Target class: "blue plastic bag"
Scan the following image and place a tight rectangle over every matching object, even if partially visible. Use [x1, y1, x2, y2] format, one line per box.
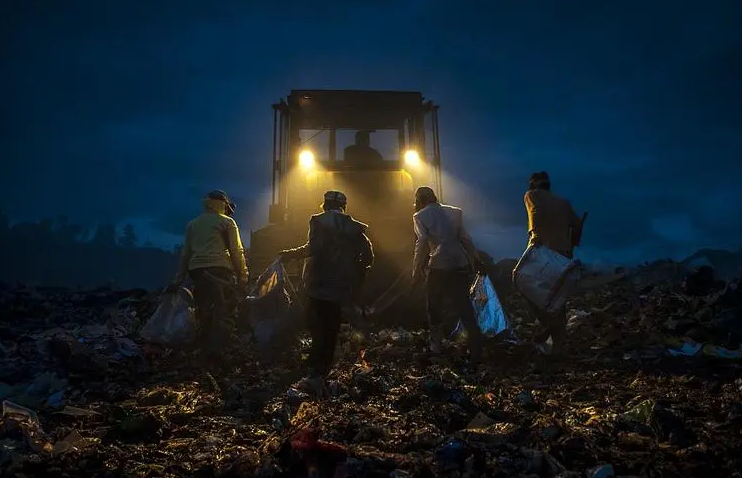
[452, 272, 518, 342]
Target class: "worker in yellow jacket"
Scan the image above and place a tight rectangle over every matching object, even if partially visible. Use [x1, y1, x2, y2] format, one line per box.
[170, 190, 249, 355]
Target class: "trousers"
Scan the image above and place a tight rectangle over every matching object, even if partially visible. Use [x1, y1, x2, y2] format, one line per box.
[427, 268, 482, 353]
[189, 267, 236, 353]
[305, 297, 343, 377]
[530, 302, 568, 348]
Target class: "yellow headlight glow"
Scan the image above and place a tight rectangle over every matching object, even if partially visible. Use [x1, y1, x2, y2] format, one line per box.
[404, 149, 421, 167]
[299, 149, 315, 169]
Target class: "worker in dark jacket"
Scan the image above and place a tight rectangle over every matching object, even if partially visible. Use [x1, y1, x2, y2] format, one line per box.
[523, 172, 583, 354]
[280, 190, 374, 395]
[170, 190, 249, 356]
[412, 186, 483, 363]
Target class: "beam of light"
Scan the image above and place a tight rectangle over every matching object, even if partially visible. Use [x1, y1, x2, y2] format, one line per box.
[435, 169, 529, 258]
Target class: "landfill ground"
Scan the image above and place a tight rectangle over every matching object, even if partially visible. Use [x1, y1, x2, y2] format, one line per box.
[1, 261, 741, 478]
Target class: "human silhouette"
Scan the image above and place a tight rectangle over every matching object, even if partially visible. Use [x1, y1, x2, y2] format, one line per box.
[343, 130, 383, 164]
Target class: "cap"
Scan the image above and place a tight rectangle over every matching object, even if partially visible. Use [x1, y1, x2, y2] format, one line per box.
[206, 190, 236, 215]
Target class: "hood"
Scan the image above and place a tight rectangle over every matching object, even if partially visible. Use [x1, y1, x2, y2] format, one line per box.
[314, 210, 367, 236]
[203, 197, 227, 215]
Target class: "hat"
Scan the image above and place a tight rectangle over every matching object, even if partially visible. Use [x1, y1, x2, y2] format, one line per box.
[323, 190, 347, 207]
[206, 190, 236, 215]
[207, 190, 230, 202]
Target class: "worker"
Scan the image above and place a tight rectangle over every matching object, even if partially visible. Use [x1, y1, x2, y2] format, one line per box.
[170, 190, 249, 358]
[280, 190, 374, 396]
[412, 186, 483, 362]
[343, 130, 383, 164]
[523, 171, 583, 355]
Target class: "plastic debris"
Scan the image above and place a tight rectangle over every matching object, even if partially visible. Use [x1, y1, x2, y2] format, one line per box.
[241, 259, 298, 356]
[512, 244, 582, 313]
[138, 287, 196, 347]
[620, 399, 655, 424]
[587, 464, 615, 478]
[0, 258, 740, 476]
[452, 272, 519, 342]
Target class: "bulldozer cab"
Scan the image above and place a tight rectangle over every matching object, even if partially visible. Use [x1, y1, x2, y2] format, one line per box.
[251, 89, 443, 308]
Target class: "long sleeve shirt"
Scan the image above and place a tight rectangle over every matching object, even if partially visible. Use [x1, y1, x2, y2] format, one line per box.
[412, 203, 477, 278]
[175, 208, 249, 285]
[524, 188, 581, 257]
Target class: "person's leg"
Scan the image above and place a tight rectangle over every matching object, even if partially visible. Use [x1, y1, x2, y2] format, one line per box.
[527, 300, 552, 344]
[203, 268, 237, 354]
[426, 269, 447, 352]
[450, 269, 483, 362]
[304, 297, 322, 377]
[294, 298, 339, 396]
[313, 299, 343, 376]
[548, 305, 568, 354]
[189, 269, 215, 349]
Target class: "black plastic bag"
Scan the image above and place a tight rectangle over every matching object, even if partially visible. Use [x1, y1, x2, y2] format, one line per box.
[243, 259, 299, 356]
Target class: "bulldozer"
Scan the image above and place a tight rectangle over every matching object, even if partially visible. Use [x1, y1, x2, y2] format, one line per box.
[249, 89, 444, 321]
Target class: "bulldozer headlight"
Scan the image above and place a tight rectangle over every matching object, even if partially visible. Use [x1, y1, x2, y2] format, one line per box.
[404, 149, 421, 167]
[299, 149, 315, 169]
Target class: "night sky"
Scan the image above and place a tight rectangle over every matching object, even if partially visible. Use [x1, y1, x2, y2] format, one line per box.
[3, 0, 741, 266]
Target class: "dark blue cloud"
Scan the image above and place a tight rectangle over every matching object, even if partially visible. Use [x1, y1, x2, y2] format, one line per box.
[1, 0, 740, 263]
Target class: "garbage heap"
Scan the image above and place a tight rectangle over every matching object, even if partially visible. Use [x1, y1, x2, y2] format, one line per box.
[0, 262, 741, 478]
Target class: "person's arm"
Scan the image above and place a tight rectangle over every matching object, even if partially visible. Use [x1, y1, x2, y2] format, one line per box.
[224, 218, 249, 285]
[173, 223, 193, 284]
[358, 232, 374, 269]
[412, 215, 430, 280]
[524, 190, 543, 244]
[458, 210, 480, 267]
[281, 218, 319, 260]
[568, 204, 581, 228]
[568, 202, 585, 247]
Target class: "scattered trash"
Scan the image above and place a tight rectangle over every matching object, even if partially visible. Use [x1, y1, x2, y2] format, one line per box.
[0, 259, 740, 476]
[620, 399, 655, 424]
[587, 464, 615, 478]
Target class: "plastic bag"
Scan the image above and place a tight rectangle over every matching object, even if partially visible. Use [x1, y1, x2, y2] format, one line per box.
[244, 259, 295, 349]
[452, 272, 518, 342]
[139, 287, 197, 346]
[512, 245, 582, 313]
